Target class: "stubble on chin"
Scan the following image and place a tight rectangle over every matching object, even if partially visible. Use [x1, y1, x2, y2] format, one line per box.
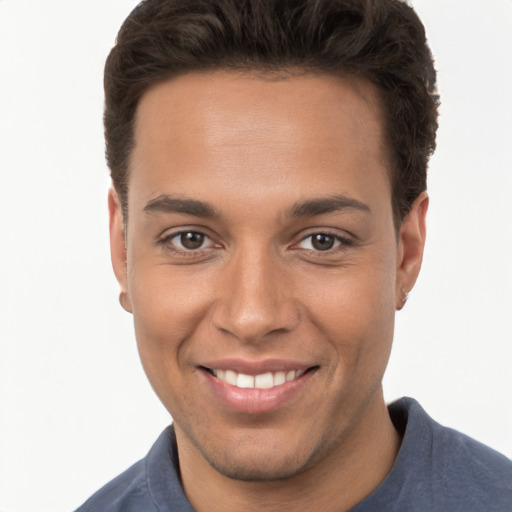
[182, 425, 339, 483]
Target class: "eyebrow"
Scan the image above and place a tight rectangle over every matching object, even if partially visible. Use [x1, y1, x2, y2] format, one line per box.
[143, 193, 370, 219]
[143, 195, 219, 218]
[289, 195, 371, 218]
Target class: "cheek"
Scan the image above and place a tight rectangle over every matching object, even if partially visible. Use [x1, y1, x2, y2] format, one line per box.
[128, 265, 214, 374]
[300, 259, 397, 371]
[127, 269, 217, 419]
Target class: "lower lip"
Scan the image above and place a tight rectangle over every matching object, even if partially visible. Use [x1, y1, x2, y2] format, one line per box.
[201, 369, 316, 414]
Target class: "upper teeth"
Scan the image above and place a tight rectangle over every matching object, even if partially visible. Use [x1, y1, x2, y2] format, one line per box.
[213, 369, 305, 389]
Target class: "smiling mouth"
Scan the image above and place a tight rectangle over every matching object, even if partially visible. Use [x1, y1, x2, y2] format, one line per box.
[202, 367, 319, 390]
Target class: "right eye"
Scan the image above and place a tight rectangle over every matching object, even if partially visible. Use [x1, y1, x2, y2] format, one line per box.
[161, 230, 216, 252]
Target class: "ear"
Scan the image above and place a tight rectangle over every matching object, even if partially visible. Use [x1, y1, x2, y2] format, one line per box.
[108, 187, 132, 313]
[395, 191, 429, 310]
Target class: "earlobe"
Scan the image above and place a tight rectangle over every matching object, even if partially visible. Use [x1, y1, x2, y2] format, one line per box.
[108, 187, 132, 313]
[395, 191, 429, 310]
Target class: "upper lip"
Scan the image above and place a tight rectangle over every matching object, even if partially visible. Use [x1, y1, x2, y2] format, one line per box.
[199, 358, 317, 375]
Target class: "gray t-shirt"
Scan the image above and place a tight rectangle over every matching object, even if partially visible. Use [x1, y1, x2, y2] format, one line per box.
[75, 397, 512, 511]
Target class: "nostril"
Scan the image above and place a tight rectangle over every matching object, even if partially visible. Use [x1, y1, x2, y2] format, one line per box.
[211, 300, 301, 343]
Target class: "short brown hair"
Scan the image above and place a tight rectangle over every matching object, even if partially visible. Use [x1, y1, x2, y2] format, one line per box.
[105, 0, 439, 228]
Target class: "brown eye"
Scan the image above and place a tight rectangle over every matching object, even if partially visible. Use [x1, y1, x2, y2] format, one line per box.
[160, 229, 220, 258]
[311, 234, 335, 251]
[297, 232, 347, 252]
[179, 232, 206, 250]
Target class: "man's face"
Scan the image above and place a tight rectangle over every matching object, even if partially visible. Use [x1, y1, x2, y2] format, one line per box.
[110, 71, 425, 481]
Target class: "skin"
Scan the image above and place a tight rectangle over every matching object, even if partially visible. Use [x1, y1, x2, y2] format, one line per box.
[109, 71, 428, 511]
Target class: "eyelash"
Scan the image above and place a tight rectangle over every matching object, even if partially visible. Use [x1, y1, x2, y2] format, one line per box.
[296, 232, 353, 253]
[158, 229, 353, 256]
[159, 230, 218, 254]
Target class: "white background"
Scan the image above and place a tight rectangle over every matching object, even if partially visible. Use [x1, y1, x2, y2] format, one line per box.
[0, 1, 511, 511]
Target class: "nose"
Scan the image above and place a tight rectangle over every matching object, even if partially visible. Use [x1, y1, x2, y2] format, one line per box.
[212, 245, 300, 343]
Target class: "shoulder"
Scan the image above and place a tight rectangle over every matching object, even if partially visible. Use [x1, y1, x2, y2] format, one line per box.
[434, 420, 511, 470]
[74, 458, 153, 512]
[426, 410, 512, 502]
[397, 398, 512, 510]
[353, 398, 512, 512]
[397, 397, 512, 479]
[74, 426, 191, 512]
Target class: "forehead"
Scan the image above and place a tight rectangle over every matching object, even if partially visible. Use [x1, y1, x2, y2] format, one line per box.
[129, 71, 391, 216]
[133, 71, 386, 156]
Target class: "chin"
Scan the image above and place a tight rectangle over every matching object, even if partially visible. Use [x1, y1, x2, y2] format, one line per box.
[194, 432, 328, 483]
[205, 453, 315, 483]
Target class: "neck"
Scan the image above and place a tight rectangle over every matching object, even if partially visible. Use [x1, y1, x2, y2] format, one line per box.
[177, 392, 401, 512]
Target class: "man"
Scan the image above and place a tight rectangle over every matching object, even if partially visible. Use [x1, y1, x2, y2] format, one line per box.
[76, 0, 512, 510]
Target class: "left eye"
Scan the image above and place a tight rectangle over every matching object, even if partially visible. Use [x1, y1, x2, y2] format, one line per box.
[169, 231, 211, 250]
[298, 233, 342, 251]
